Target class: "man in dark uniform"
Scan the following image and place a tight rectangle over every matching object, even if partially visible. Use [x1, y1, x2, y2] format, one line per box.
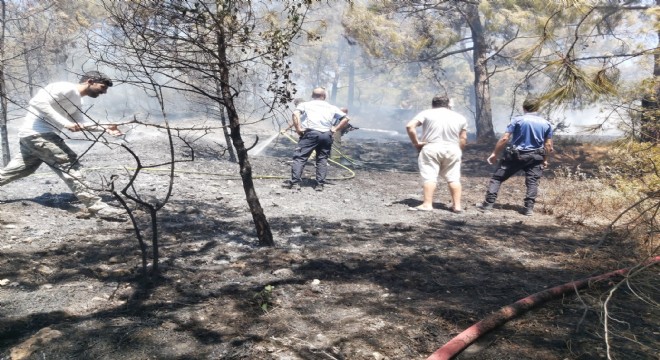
[479, 98, 554, 216]
[284, 87, 350, 191]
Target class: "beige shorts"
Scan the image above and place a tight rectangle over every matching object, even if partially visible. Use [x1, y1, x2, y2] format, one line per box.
[418, 143, 462, 184]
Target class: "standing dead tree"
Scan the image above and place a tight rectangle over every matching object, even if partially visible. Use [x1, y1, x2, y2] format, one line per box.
[93, 0, 328, 247]
[0, 0, 9, 165]
[70, 110, 223, 278]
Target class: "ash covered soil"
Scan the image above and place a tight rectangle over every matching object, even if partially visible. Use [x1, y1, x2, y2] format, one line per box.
[0, 121, 654, 360]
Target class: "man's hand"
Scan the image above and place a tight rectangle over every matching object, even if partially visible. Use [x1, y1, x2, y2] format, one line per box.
[542, 160, 548, 168]
[489, 133, 510, 165]
[414, 142, 427, 152]
[487, 153, 497, 165]
[105, 124, 123, 137]
[65, 123, 82, 132]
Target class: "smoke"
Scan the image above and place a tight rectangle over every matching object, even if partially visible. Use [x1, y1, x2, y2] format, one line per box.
[491, 104, 624, 136]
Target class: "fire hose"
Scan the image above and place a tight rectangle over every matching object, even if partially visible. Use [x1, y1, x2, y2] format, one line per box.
[34, 129, 416, 181]
[275, 129, 367, 181]
[29, 130, 358, 181]
[426, 255, 660, 360]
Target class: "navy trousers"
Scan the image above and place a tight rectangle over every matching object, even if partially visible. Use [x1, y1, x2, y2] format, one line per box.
[485, 155, 544, 209]
[290, 130, 333, 185]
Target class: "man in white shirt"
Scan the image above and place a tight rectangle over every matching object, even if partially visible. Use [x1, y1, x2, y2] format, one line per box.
[0, 71, 125, 220]
[284, 87, 350, 191]
[406, 95, 468, 213]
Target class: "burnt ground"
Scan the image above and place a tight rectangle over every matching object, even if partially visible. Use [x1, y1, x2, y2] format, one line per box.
[0, 121, 657, 360]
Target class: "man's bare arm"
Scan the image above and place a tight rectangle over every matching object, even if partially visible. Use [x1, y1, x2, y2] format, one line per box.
[543, 138, 554, 167]
[459, 129, 467, 151]
[292, 111, 304, 136]
[406, 119, 425, 151]
[487, 132, 511, 164]
[332, 116, 350, 134]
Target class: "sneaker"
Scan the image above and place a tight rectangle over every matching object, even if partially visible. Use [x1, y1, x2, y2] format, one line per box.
[93, 206, 127, 221]
[477, 202, 494, 211]
[282, 181, 301, 190]
[315, 184, 324, 192]
[523, 207, 534, 216]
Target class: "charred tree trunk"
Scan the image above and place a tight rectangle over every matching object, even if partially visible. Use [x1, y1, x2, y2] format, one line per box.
[0, 0, 9, 166]
[15, 16, 35, 97]
[214, 78, 237, 162]
[640, 24, 659, 143]
[216, 28, 274, 247]
[466, 4, 495, 141]
[331, 72, 339, 104]
[330, 38, 340, 104]
[348, 43, 356, 111]
[219, 104, 237, 162]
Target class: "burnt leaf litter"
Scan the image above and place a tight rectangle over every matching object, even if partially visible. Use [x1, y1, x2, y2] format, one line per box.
[0, 124, 654, 359]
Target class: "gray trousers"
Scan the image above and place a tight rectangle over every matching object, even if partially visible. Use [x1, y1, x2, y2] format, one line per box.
[0, 132, 104, 210]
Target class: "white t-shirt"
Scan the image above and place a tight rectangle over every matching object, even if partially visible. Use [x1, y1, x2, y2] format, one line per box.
[19, 82, 85, 138]
[413, 107, 468, 147]
[296, 99, 346, 132]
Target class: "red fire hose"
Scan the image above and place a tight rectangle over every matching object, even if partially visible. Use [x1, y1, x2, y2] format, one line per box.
[427, 256, 660, 360]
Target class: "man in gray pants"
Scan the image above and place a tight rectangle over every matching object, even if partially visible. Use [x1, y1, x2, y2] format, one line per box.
[0, 71, 125, 220]
[284, 87, 350, 191]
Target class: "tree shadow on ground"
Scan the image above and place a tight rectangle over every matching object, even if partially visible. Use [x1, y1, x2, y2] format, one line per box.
[264, 137, 589, 179]
[1, 192, 80, 211]
[0, 200, 652, 359]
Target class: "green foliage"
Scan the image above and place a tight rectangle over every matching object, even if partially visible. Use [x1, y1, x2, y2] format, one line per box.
[650, 7, 660, 31]
[517, 1, 654, 110]
[342, 0, 654, 137]
[480, 0, 547, 33]
[344, 4, 434, 60]
[253, 284, 275, 313]
[539, 60, 619, 109]
[609, 142, 660, 197]
[544, 140, 658, 258]
[607, 141, 660, 258]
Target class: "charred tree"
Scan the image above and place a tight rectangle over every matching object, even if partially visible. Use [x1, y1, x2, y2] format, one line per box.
[214, 81, 237, 163]
[465, 4, 495, 141]
[640, 22, 659, 143]
[343, 1, 501, 141]
[218, 32, 273, 246]
[95, 1, 322, 247]
[0, 0, 8, 165]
